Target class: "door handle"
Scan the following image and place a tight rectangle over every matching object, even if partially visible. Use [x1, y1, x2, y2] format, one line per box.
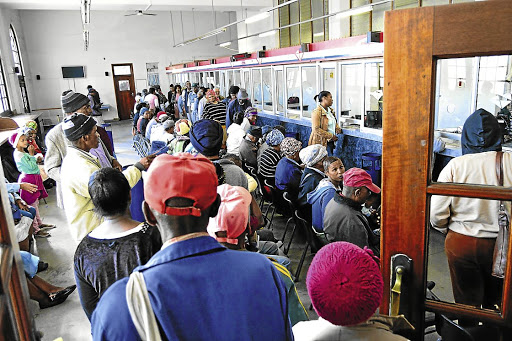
[389, 253, 412, 317]
[390, 266, 405, 316]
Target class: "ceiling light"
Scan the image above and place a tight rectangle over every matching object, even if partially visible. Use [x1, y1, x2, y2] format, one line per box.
[219, 42, 232, 47]
[336, 5, 373, 19]
[313, 32, 324, 37]
[258, 30, 276, 38]
[245, 12, 270, 24]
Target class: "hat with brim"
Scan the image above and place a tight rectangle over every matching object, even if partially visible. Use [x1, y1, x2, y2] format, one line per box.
[343, 167, 381, 194]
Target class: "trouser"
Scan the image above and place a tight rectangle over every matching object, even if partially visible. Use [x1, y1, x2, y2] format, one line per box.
[445, 230, 503, 312]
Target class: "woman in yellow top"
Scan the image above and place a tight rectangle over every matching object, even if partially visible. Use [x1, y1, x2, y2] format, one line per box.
[308, 91, 341, 156]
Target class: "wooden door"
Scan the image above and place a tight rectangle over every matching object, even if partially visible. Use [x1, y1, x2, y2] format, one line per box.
[0, 163, 38, 340]
[381, 1, 512, 340]
[112, 63, 135, 120]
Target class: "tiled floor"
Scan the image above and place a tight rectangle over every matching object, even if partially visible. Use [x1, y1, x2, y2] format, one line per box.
[33, 120, 450, 340]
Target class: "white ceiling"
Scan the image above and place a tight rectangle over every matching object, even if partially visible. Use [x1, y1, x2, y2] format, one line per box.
[0, 0, 272, 12]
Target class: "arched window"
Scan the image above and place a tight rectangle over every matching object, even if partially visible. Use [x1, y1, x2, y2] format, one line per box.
[9, 25, 30, 113]
[0, 58, 10, 113]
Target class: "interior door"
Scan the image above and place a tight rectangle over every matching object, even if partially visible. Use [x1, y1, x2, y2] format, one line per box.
[112, 63, 135, 120]
[381, 2, 512, 340]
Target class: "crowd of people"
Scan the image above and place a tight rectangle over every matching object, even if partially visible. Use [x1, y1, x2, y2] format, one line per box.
[15, 81, 507, 340]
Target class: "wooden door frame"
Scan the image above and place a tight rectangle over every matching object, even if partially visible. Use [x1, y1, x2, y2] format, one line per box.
[111, 63, 135, 120]
[382, 1, 512, 339]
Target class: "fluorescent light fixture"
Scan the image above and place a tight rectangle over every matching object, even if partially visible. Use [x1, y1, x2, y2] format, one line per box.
[219, 42, 232, 47]
[245, 12, 270, 24]
[313, 32, 324, 37]
[258, 30, 276, 38]
[336, 5, 373, 19]
[81, 0, 91, 24]
[174, 28, 227, 47]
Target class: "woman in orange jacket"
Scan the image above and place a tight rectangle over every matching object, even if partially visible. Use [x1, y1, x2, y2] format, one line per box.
[308, 91, 341, 156]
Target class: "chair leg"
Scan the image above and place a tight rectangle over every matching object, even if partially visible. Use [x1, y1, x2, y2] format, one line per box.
[285, 224, 297, 255]
[280, 217, 293, 245]
[294, 243, 309, 282]
[267, 206, 276, 230]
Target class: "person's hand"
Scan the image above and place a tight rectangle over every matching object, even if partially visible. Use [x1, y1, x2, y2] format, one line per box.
[16, 199, 29, 211]
[139, 154, 157, 170]
[331, 135, 338, 142]
[20, 183, 38, 193]
[112, 159, 123, 171]
[27, 145, 35, 155]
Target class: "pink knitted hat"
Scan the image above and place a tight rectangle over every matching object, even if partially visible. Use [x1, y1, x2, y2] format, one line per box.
[306, 242, 383, 326]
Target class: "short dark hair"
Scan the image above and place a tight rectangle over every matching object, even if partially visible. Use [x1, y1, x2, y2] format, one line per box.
[233, 111, 244, 125]
[323, 156, 341, 172]
[149, 87, 155, 94]
[314, 91, 331, 103]
[223, 154, 242, 168]
[228, 85, 240, 96]
[89, 168, 131, 217]
[274, 125, 286, 135]
[87, 85, 92, 89]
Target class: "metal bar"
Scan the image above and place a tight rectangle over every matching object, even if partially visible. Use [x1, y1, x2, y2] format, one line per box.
[427, 183, 512, 201]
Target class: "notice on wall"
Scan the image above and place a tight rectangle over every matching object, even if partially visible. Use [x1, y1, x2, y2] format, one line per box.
[146, 62, 159, 86]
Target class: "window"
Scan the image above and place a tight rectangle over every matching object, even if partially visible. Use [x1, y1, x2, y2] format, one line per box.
[9, 25, 30, 113]
[252, 69, 262, 107]
[286, 67, 301, 119]
[322, 67, 336, 113]
[262, 69, 273, 111]
[476, 56, 511, 115]
[233, 70, 241, 88]
[276, 69, 285, 113]
[340, 63, 364, 120]
[0, 59, 10, 112]
[302, 66, 317, 118]
[364, 62, 384, 129]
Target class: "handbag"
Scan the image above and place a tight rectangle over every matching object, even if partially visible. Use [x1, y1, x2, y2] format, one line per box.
[492, 151, 509, 278]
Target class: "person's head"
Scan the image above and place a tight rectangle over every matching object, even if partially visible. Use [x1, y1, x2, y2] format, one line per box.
[314, 91, 333, 108]
[61, 90, 91, 116]
[223, 154, 242, 168]
[461, 108, 502, 155]
[266, 129, 285, 151]
[341, 168, 381, 204]
[237, 88, 249, 105]
[159, 114, 169, 123]
[214, 88, 221, 97]
[25, 120, 37, 132]
[299, 144, 328, 171]
[9, 128, 29, 150]
[144, 109, 153, 119]
[143, 153, 221, 241]
[149, 87, 156, 94]
[273, 125, 286, 135]
[175, 85, 182, 93]
[228, 85, 240, 99]
[207, 184, 252, 250]
[26, 128, 36, 141]
[163, 119, 175, 134]
[63, 113, 99, 152]
[280, 137, 302, 162]
[206, 89, 218, 103]
[175, 119, 191, 136]
[307, 242, 383, 326]
[244, 107, 258, 124]
[193, 86, 199, 94]
[87, 85, 93, 90]
[142, 89, 148, 95]
[89, 168, 131, 218]
[233, 111, 244, 125]
[324, 157, 345, 187]
[156, 111, 166, 122]
[185, 81, 191, 89]
[247, 126, 262, 143]
[190, 119, 224, 158]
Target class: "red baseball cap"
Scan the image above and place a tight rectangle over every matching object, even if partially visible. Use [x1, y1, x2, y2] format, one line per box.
[144, 153, 218, 216]
[156, 111, 166, 120]
[342, 168, 381, 194]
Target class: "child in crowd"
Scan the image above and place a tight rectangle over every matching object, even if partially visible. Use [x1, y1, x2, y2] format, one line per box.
[10, 128, 53, 237]
[24, 122, 55, 189]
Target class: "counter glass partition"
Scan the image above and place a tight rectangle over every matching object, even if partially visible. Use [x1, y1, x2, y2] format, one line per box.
[276, 69, 284, 113]
[252, 69, 262, 107]
[364, 62, 383, 129]
[340, 63, 363, 122]
[286, 66, 301, 119]
[302, 66, 317, 118]
[262, 68, 273, 111]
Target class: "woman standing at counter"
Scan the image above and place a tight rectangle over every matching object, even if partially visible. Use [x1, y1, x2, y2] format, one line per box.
[308, 91, 341, 156]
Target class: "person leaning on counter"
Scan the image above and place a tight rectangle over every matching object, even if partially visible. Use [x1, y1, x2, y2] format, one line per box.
[308, 91, 341, 156]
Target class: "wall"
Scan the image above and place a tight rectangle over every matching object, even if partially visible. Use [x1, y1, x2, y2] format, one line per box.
[19, 10, 237, 122]
[0, 8, 33, 115]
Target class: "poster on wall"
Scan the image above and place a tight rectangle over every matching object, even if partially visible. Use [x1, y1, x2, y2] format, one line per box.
[147, 62, 159, 86]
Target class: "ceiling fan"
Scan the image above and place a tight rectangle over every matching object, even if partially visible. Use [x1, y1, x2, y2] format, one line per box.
[125, 10, 156, 17]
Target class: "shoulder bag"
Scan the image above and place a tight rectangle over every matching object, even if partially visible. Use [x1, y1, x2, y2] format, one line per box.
[492, 151, 509, 278]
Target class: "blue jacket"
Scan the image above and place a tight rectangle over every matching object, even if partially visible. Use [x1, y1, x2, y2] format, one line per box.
[91, 236, 293, 341]
[226, 99, 252, 128]
[275, 158, 303, 200]
[297, 167, 326, 207]
[307, 179, 340, 232]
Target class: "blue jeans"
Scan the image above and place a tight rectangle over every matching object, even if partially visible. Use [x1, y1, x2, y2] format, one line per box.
[19, 206, 36, 220]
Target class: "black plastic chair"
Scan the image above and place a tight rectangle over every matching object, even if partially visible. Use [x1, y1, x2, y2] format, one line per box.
[282, 192, 298, 254]
[263, 179, 277, 228]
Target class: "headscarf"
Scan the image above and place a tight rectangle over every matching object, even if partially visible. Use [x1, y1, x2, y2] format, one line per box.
[206, 89, 219, 103]
[244, 107, 258, 117]
[299, 144, 327, 167]
[189, 119, 224, 157]
[266, 129, 285, 147]
[280, 137, 302, 157]
[175, 119, 191, 136]
[461, 108, 502, 155]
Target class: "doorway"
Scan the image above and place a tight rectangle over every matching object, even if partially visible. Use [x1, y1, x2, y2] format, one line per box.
[112, 63, 135, 120]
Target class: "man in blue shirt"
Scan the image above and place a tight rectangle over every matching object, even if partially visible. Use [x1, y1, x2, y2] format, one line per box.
[91, 153, 293, 341]
[226, 88, 252, 128]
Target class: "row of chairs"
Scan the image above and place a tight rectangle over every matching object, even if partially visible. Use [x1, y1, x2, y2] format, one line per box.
[133, 134, 150, 157]
[243, 161, 327, 282]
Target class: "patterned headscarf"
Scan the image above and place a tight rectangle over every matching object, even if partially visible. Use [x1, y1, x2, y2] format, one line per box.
[25, 120, 37, 131]
[299, 144, 327, 167]
[266, 129, 285, 147]
[206, 89, 219, 103]
[244, 107, 258, 117]
[175, 119, 191, 136]
[280, 137, 302, 157]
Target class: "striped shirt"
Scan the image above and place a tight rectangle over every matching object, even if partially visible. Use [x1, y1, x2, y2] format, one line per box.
[203, 102, 227, 125]
[258, 148, 282, 179]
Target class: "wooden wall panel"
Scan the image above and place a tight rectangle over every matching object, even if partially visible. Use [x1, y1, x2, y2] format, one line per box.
[382, 6, 435, 337]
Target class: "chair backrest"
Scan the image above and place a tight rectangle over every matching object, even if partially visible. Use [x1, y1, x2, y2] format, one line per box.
[434, 314, 475, 341]
[258, 176, 273, 202]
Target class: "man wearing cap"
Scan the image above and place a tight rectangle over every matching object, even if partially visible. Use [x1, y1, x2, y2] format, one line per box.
[91, 153, 293, 340]
[145, 111, 165, 140]
[226, 88, 252, 128]
[60, 113, 154, 241]
[239, 125, 262, 169]
[323, 168, 381, 255]
[150, 117, 174, 145]
[45, 90, 121, 209]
